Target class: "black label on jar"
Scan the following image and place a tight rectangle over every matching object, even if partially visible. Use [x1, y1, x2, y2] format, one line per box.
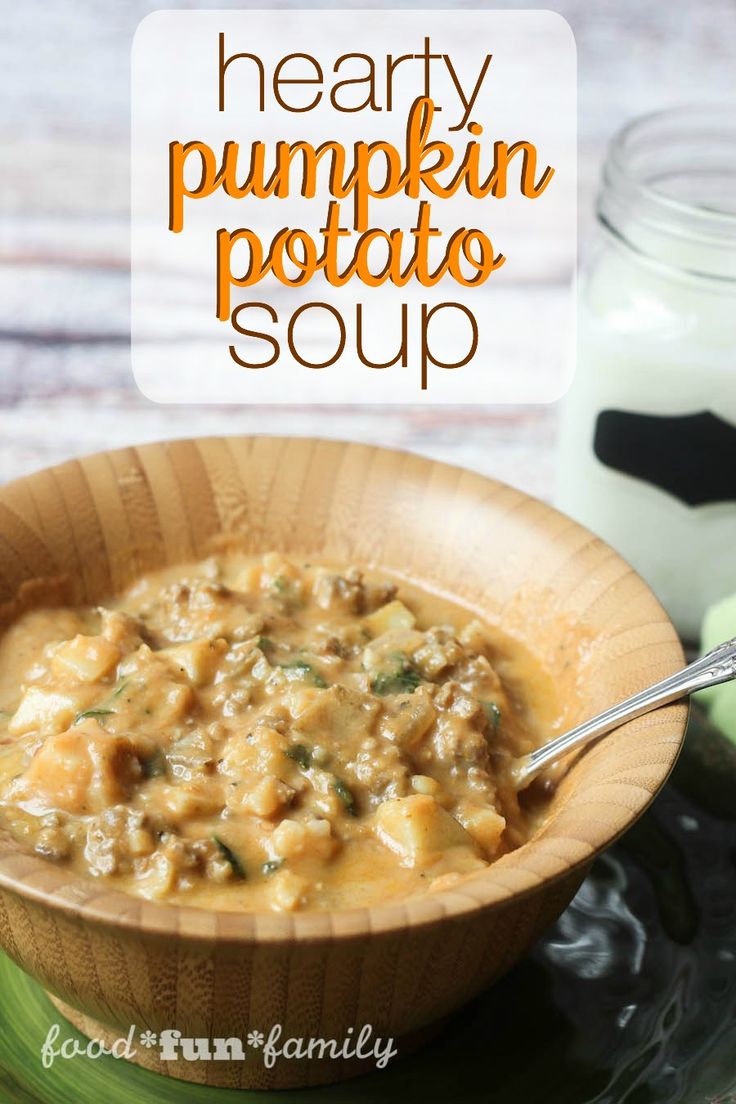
[593, 410, 736, 507]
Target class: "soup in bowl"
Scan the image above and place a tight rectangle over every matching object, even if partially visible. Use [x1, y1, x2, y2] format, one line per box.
[0, 437, 686, 1089]
[0, 553, 567, 913]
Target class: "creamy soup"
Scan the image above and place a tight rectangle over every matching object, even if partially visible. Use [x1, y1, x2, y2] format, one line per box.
[0, 553, 564, 912]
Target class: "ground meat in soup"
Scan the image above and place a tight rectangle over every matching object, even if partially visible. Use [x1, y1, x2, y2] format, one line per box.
[0, 552, 565, 912]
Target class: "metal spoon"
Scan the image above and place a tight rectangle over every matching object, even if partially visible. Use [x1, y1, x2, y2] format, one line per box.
[513, 636, 736, 787]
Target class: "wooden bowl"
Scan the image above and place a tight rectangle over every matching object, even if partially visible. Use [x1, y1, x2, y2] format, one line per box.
[0, 437, 686, 1089]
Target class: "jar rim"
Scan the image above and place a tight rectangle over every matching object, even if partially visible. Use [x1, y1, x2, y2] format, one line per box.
[605, 105, 736, 228]
[599, 105, 736, 279]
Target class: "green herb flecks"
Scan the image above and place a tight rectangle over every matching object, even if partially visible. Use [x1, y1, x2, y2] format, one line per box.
[370, 655, 422, 697]
[73, 679, 131, 727]
[73, 708, 115, 726]
[213, 836, 246, 879]
[332, 776, 357, 816]
[481, 701, 502, 732]
[278, 660, 327, 688]
[262, 859, 283, 876]
[270, 576, 304, 611]
[257, 636, 275, 653]
[284, 743, 313, 770]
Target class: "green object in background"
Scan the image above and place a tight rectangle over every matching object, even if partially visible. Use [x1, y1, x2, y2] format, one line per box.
[700, 591, 736, 743]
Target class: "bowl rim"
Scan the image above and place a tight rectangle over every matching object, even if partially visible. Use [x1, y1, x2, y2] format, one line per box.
[0, 435, 688, 945]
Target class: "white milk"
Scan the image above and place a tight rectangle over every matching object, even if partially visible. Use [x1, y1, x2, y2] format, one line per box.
[558, 107, 736, 640]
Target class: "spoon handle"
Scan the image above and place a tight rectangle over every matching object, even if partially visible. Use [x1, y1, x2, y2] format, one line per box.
[514, 636, 736, 786]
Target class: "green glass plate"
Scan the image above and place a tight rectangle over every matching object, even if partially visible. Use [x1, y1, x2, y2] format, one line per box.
[2, 706, 735, 1104]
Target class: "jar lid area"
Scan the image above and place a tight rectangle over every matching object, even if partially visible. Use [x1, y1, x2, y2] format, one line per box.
[600, 106, 736, 279]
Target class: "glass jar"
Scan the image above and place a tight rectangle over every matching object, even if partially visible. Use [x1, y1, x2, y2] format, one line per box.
[557, 107, 736, 641]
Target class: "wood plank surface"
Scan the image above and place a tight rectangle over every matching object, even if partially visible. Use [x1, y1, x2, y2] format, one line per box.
[2, 0, 735, 493]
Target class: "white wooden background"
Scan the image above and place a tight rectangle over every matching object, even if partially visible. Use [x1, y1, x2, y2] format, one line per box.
[1, 0, 735, 499]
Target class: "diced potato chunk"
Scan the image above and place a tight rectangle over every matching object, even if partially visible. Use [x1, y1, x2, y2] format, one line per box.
[374, 794, 476, 868]
[164, 638, 227, 686]
[413, 633, 465, 678]
[363, 600, 416, 637]
[252, 553, 303, 600]
[135, 851, 178, 901]
[99, 609, 144, 652]
[120, 678, 193, 734]
[11, 723, 141, 814]
[428, 871, 464, 893]
[304, 816, 338, 860]
[454, 800, 506, 858]
[270, 868, 308, 911]
[235, 563, 266, 595]
[293, 684, 378, 745]
[268, 816, 337, 863]
[380, 687, 435, 748]
[157, 682, 194, 726]
[458, 619, 493, 655]
[221, 726, 287, 778]
[9, 687, 80, 737]
[272, 818, 308, 857]
[241, 777, 293, 818]
[157, 782, 224, 822]
[361, 629, 425, 675]
[52, 635, 120, 683]
[128, 826, 156, 857]
[410, 774, 440, 796]
[262, 552, 300, 582]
